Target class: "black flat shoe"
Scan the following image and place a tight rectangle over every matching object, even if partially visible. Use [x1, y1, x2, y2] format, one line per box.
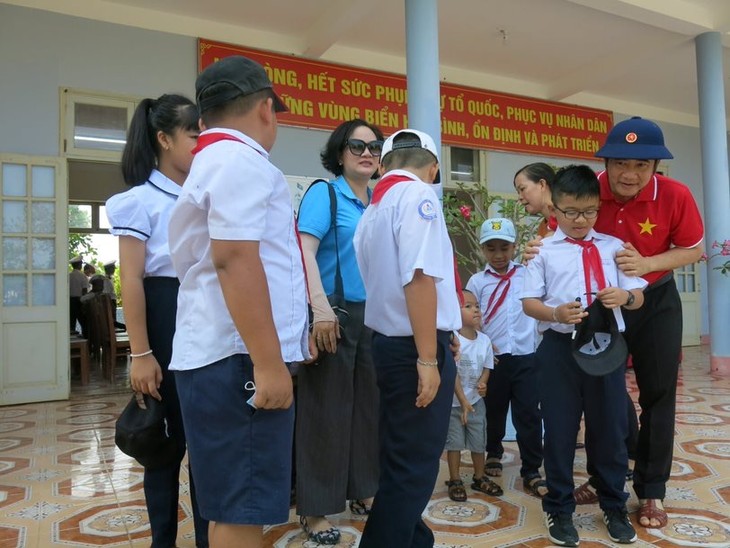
[349, 499, 371, 515]
[299, 516, 341, 545]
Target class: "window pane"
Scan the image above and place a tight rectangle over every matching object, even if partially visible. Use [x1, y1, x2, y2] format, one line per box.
[3, 237, 27, 269]
[31, 166, 55, 197]
[99, 205, 111, 230]
[32, 238, 55, 269]
[68, 204, 92, 229]
[3, 201, 27, 233]
[3, 164, 27, 196]
[31, 202, 55, 234]
[3, 274, 27, 306]
[450, 147, 479, 182]
[32, 274, 55, 306]
[73, 103, 127, 152]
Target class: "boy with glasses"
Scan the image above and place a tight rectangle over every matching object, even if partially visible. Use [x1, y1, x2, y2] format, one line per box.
[521, 165, 646, 546]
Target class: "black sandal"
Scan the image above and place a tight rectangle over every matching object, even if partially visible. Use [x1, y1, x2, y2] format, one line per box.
[349, 499, 371, 515]
[523, 476, 548, 498]
[471, 476, 503, 496]
[485, 457, 503, 477]
[299, 516, 341, 545]
[446, 479, 468, 502]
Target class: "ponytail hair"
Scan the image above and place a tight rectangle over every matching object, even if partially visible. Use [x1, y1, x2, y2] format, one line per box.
[121, 94, 198, 185]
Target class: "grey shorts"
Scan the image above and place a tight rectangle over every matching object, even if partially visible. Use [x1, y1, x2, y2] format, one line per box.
[446, 397, 487, 453]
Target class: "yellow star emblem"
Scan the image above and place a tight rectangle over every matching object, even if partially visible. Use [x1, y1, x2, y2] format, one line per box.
[638, 217, 657, 235]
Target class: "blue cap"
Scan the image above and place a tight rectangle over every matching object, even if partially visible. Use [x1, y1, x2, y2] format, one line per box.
[595, 117, 673, 160]
[480, 218, 516, 244]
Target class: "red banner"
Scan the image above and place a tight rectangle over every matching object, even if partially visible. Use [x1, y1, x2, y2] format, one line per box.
[199, 39, 612, 160]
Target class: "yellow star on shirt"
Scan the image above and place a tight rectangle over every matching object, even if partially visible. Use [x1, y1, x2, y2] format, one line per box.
[638, 217, 657, 235]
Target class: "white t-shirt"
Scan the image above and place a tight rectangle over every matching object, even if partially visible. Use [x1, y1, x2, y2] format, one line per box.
[453, 331, 494, 406]
[354, 169, 461, 336]
[521, 227, 648, 334]
[105, 169, 181, 278]
[168, 128, 309, 371]
[68, 269, 87, 297]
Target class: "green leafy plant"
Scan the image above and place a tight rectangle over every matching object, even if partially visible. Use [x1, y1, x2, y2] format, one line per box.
[700, 240, 730, 276]
[443, 181, 542, 275]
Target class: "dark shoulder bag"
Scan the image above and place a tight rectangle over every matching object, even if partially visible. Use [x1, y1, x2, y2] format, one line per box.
[299, 179, 349, 328]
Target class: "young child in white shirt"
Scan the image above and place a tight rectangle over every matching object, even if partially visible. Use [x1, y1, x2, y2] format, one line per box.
[444, 289, 500, 501]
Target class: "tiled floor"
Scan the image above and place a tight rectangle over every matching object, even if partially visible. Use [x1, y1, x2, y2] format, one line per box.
[1, 345, 729, 547]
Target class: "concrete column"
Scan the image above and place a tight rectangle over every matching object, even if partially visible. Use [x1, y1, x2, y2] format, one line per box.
[695, 31, 730, 374]
[404, 0, 441, 153]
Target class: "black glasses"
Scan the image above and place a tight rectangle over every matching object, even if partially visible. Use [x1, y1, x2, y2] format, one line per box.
[553, 205, 600, 220]
[345, 139, 383, 157]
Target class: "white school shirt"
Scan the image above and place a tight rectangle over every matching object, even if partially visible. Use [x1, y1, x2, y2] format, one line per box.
[466, 261, 537, 355]
[521, 227, 648, 334]
[105, 169, 181, 277]
[167, 128, 309, 371]
[453, 331, 494, 407]
[354, 169, 461, 336]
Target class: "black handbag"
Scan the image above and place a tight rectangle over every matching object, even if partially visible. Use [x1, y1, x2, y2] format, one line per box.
[115, 393, 179, 469]
[301, 179, 349, 328]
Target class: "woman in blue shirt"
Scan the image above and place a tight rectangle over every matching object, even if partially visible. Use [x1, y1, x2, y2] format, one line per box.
[296, 119, 384, 544]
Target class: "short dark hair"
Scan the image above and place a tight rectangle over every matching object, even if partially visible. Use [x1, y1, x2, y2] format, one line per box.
[121, 94, 198, 186]
[514, 162, 555, 187]
[551, 164, 600, 204]
[320, 119, 384, 177]
[381, 133, 437, 172]
[199, 86, 273, 127]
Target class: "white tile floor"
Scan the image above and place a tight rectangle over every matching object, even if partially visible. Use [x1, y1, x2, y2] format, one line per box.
[0, 344, 729, 547]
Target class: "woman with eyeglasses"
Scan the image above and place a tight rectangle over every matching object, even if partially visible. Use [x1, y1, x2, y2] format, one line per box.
[295, 119, 384, 544]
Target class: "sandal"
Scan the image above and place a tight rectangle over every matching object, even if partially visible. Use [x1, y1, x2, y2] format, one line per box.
[485, 457, 503, 477]
[573, 479, 599, 505]
[446, 479, 468, 502]
[299, 516, 341, 545]
[637, 499, 668, 528]
[471, 476, 503, 497]
[523, 476, 548, 498]
[349, 499, 371, 515]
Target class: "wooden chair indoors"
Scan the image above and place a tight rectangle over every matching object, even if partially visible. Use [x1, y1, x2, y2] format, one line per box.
[69, 334, 91, 385]
[85, 294, 130, 382]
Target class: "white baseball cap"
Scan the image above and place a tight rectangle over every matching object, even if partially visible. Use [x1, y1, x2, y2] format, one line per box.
[381, 129, 441, 183]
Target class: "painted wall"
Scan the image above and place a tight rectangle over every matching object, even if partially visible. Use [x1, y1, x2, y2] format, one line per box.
[0, 3, 710, 334]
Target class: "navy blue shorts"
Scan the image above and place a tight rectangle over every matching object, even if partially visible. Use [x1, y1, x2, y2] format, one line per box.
[174, 354, 295, 525]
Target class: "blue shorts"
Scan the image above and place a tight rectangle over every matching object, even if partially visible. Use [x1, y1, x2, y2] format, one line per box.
[174, 354, 295, 525]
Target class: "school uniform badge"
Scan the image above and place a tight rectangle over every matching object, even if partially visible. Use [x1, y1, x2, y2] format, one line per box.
[418, 199, 437, 220]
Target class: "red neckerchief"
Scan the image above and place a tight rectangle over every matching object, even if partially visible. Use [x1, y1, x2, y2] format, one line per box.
[370, 174, 417, 204]
[192, 131, 311, 303]
[566, 237, 606, 305]
[483, 265, 517, 325]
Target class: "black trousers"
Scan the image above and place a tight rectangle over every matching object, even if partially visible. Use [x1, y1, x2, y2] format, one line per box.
[142, 277, 208, 548]
[70, 296, 81, 333]
[359, 330, 456, 548]
[537, 330, 629, 515]
[485, 353, 543, 479]
[623, 277, 682, 500]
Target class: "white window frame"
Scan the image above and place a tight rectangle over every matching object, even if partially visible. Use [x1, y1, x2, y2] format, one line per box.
[60, 88, 138, 162]
[441, 145, 487, 189]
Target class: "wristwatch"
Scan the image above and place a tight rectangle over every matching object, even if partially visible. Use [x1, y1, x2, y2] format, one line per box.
[624, 291, 635, 308]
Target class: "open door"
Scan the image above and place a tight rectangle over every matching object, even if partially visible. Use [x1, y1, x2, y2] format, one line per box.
[1, 154, 69, 405]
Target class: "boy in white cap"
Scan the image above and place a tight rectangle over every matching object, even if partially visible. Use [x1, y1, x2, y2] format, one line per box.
[354, 129, 461, 548]
[466, 218, 545, 498]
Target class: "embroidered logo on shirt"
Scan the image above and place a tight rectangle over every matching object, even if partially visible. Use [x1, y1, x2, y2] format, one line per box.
[418, 199, 437, 220]
[638, 217, 657, 235]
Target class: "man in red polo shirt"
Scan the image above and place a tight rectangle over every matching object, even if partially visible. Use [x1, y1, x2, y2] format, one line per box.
[580, 117, 704, 529]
